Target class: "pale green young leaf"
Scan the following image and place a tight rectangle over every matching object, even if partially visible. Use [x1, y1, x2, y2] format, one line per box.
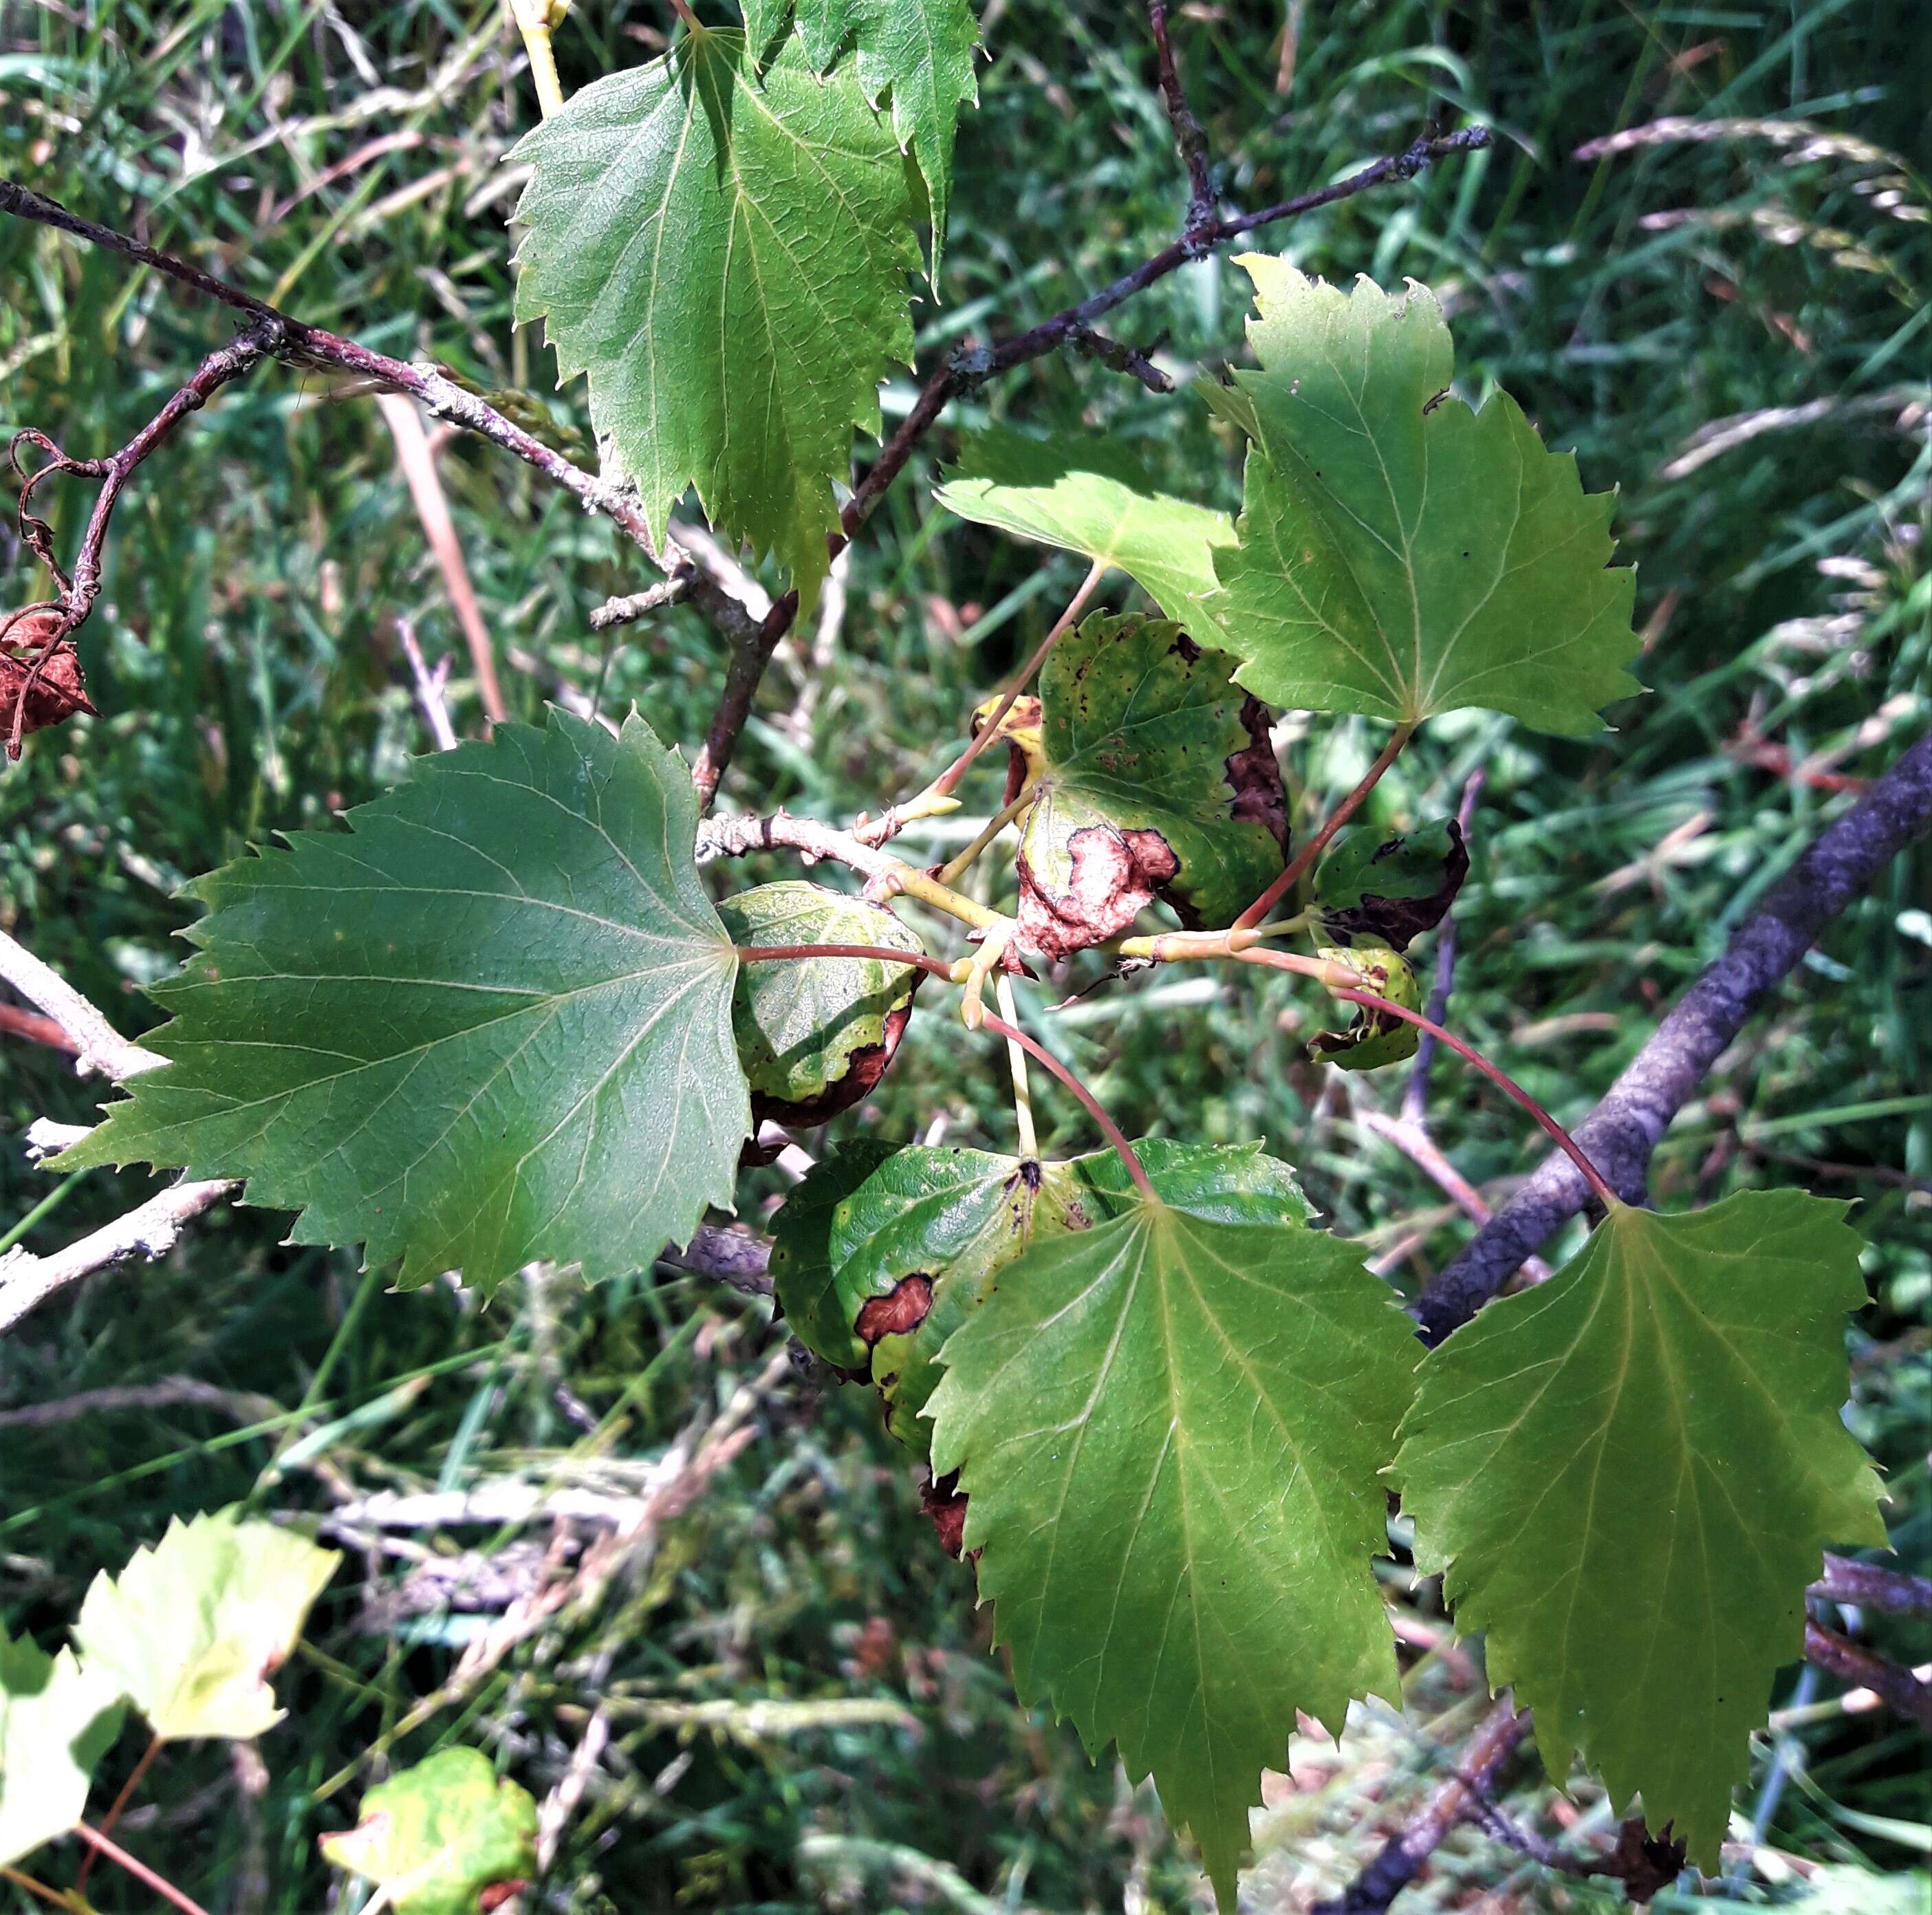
[929, 1206, 1418, 1907]
[510, 30, 919, 608]
[717, 881, 925, 1124]
[1393, 1193, 1886, 1869]
[934, 426, 1235, 636]
[0, 1632, 123, 1866]
[72, 1510, 338, 1742]
[1012, 613, 1287, 957]
[321, 1747, 538, 1915]
[1212, 260, 1641, 733]
[793, 0, 979, 261]
[61, 711, 747, 1297]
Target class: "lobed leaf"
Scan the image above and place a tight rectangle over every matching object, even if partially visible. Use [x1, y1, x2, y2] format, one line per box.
[62, 711, 749, 1299]
[1211, 261, 1641, 734]
[72, 1509, 338, 1742]
[929, 1204, 1419, 1907]
[1393, 1193, 1887, 1868]
[0, 1632, 123, 1867]
[321, 1747, 538, 1915]
[718, 881, 926, 1125]
[1012, 613, 1287, 958]
[768, 1138, 905, 1368]
[935, 426, 1235, 636]
[510, 29, 920, 607]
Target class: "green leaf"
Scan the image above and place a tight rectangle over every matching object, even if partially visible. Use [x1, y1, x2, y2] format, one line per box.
[320, 1748, 538, 1915]
[929, 1205, 1419, 1907]
[792, 0, 979, 263]
[510, 29, 920, 608]
[72, 1510, 338, 1742]
[1393, 1193, 1886, 1869]
[717, 881, 925, 1125]
[62, 711, 750, 1298]
[769, 1138, 904, 1367]
[1012, 613, 1288, 958]
[0, 1632, 123, 1867]
[1211, 261, 1640, 734]
[1310, 942, 1421, 1071]
[934, 426, 1235, 634]
[1312, 818, 1469, 951]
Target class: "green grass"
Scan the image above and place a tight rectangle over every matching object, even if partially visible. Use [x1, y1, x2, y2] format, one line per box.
[2, 1, 1927, 1909]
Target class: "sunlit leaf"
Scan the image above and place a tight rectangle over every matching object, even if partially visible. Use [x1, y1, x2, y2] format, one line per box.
[511, 28, 920, 607]
[929, 1203, 1418, 1906]
[63, 711, 749, 1298]
[1212, 261, 1640, 733]
[769, 1138, 905, 1367]
[1394, 1192, 1886, 1868]
[72, 1510, 338, 1742]
[0, 1632, 123, 1866]
[321, 1747, 538, 1915]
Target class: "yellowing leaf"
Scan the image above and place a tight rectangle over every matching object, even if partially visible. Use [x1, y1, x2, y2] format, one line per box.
[72, 1510, 338, 1742]
[929, 1206, 1418, 1907]
[1393, 1193, 1886, 1868]
[321, 1747, 537, 1915]
[0, 1632, 123, 1866]
[510, 30, 920, 607]
[62, 711, 749, 1298]
[1212, 261, 1640, 733]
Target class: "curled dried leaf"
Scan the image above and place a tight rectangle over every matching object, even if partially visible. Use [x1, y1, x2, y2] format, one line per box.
[1314, 818, 1468, 951]
[2, 608, 95, 759]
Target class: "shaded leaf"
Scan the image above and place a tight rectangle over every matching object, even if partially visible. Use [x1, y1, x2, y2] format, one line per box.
[935, 426, 1234, 634]
[1313, 818, 1468, 951]
[1310, 942, 1420, 1071]
[72, 1510, 338, 1742]
[511, 30, 919, 607]
[0, 1632, 123, 1867]
[769, 1138, 904, 1368]
[792, 0, 979, 263]
[320, 1747, 538, 1915]
[1212, 261, 1640, 733]
[1393, 1193, 1886, 1869]
[929, 1204, 1418, 1908]
[718, 882, 925, 1125]
[62, 711, 749, 1298]
[1012, 614, 1287, 958]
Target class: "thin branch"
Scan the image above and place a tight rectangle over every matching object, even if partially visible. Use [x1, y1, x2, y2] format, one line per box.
[1803, 1620, 1932, 1729]
[0, 927, 163, 1078]
[1236, 724, 1414, 931]
[1147, 1, 1216, 235]
[1416, 727, 1932, 1343]
[72, 1824, 213, 1915]
[393, 617, 459, 751]
[1068, 324, 1174, 393]
[1816, 1553, 1932, 1613]
[1404, 769, 1487, 1123]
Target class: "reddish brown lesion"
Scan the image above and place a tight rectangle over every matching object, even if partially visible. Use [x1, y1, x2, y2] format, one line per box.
[921, 1469, 970, 1558]
[748, 986, 920, 1129]
[854, 1272, 933, 1345]
[2, 606, 95, 759]
[1016, 821, 1182, 959]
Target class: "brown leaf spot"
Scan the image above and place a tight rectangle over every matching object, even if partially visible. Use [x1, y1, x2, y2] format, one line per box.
[1224, 694, 1288, 851]
[854, 1273, 933, 1346]
[479, 1883, 530, 1912]
[749, 989, 918, 1130]
[1016, 823, 1180, 959]
[922, 1470, 970, 1558]
[1600, 1818, 1686, 1902]
[2, 609, 96, 759]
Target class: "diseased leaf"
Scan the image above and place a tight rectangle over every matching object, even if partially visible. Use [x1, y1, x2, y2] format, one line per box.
[769, 1138, 904, 1368]
[0, 1632, 123, 1867]
[72, 1510, 338, 1742]
[792, 0, 979, 263]
[1211, 261, 1641, 734]
[1313, 818, 1468, 951]
[1069, 1136, 1314, 1229]
[935, 426, 1235, 635]
[320, 1747, 538, 1915]
[929, 1204, 1418, 1909]
[717, 881, 925, 1126]
[1394, 1193, 1887, 1869]
[1012, 613, 1287, 958]
[62, 711, 750, 1298]
[1310, 942, 1420, 1070]
[510, 30, 919, 608]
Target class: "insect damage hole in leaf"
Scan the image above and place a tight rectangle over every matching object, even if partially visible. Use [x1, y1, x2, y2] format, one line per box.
[927, 1200, 1419, 1908]
[1393, 1191, 1887, 1870]
[61, 709, 751, 1299]
[1010, 612, 1288, 958]
[1211, 259, 1642, 734]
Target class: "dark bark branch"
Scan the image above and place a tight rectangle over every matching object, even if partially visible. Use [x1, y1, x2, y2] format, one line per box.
[1816, 1552, 1932, 1613]
[1804, 1620, 1932, 1729]
[1417, 727, 1932, 1343]
[1147, 1, 1216, 235]
[1068, 323, 1174, 393]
